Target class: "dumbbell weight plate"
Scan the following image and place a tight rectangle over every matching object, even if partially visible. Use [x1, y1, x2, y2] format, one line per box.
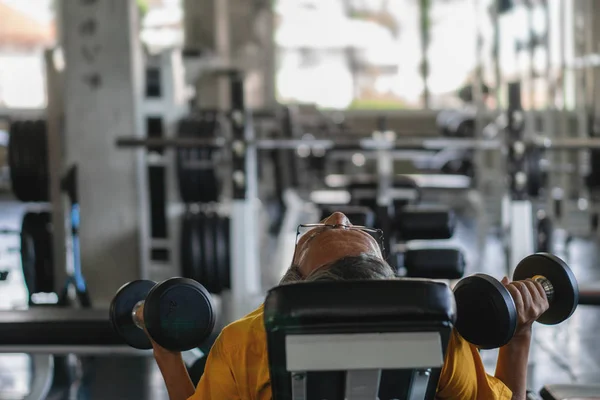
[513, 253, 579, 325]
[20, 212, 38, 296]
[214, 215, 227, 293]
[109, 280, 156, 350]
[20, 121, 36, 202]
[144, 277, 215, 352]
[180, 212, 195, 279]
[221, 216, 231, 290]
[200, 213, 218, 293]
[453, 274, 518, 349]
[210, 213, 227, 295]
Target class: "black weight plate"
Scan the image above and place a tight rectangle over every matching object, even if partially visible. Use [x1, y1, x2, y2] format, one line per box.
[200, 213, 218, 293]
[8, 121, 22, 200]
[184, 117, 204, 203]
[526, 148, 543, 198]
[32, 120, 49, 202]
[214, 215, 229, 291]
[176, 117, 219, 204]
[20, 121, 37, 202]
[513, 253, 579, 325]
[20, 212, 38, 295]
[536, 217, 553, 253]
[208, 213, 223, 294]
[109, 280, 156, 350]
[180, 212, 196, 279]
[10, 121, 31, 202]
[196, 116, 219, 203]
[144, 277, 215, 352]
[24, 120, 42, 202]
[221, 216, 231, 289]
[196, 213, 207, 285]
[33, 212, 54, 293]
[176, 118, 195, 202]
[454, 274, 518, 349]
[182, 212, 203, 282]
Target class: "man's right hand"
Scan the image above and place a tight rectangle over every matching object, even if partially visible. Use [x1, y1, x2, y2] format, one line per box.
[135, 302, 182, 358]
[501, 276, 549, 339]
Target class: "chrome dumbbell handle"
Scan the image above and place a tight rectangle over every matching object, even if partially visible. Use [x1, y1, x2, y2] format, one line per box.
[131, 300, 145, 330]
[532, 275, 554, 303]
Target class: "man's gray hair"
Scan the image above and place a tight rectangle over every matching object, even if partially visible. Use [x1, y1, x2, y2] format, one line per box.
[279, 254, 396, 285]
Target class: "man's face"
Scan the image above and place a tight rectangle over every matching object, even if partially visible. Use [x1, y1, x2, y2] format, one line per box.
[293, 212, 383, 278]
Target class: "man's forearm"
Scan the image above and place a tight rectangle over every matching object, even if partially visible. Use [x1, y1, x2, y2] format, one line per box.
[154, 351, 196, 400]
[494, 330, 532, 400]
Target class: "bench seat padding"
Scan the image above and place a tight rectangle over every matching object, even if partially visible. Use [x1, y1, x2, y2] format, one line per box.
[264, 280, 456, 400]
[0, 308, 119, 345]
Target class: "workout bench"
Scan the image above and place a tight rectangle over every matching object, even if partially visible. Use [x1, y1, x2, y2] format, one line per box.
[264, 280, 455, 400]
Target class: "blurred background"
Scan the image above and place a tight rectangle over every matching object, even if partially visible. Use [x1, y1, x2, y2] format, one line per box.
[1, 0, 600, 399]
[0, 0, 578, 111]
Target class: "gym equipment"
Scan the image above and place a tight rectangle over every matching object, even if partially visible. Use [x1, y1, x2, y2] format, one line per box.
[512, 254, 578, 325]
[525, 147, 545, 197]
[579, 282, 600, 305]
[436, 109, 458, 136]
[109, 278, 215, 352]
[180, 212, 231, 294]
[454, 274, 517, 349]
[403, 249, 465, 280]
[117, 129, 600, 151]
[536, 215, 553, 253]
[176, 115, 220, 204]
[9, 120, 50, 202]
[395, 206, 456, 241]
[445, 111, 475, 138]
[264, 280, 456, 400]
[0, 308, 121, 348]
[21, 212, 54, 296]
[453, 253, 578, 349]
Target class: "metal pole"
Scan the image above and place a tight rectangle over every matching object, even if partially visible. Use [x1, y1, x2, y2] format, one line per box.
[472, 0, 489, 261]
[527, 2, 536, 113]
[215, 0, 231, 111]
[227, 74, 261, 321]
[44, 49, 68, 297]
[420, 0, 430, 108]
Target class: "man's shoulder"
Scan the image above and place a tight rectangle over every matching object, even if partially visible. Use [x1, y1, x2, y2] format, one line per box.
[217, 305, 266, 352]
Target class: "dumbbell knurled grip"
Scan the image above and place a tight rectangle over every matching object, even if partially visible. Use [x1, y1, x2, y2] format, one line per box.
[532, 275, 554, 303]
[132, 300, 145, 330]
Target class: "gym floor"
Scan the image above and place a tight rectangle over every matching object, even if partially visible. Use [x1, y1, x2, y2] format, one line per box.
[0, 200, 598, 399]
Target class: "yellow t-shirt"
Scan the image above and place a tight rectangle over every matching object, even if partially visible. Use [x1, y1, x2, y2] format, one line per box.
[190, 306, 512, 400]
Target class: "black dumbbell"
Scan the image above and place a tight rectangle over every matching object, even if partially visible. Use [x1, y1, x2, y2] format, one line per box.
[453, 253, 579, 349]
[109, 277, 215, 352]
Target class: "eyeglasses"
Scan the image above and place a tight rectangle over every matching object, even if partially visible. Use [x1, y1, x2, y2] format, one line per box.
[295, 224, 386, 256]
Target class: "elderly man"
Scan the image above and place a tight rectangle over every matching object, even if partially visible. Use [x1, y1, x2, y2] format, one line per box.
[151, 212, 548, 400]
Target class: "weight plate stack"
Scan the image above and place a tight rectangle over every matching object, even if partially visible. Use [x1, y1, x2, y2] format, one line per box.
[176, 114, 219, 204]
[20, 212, 54, 296]
[199, 212, 218, 294]
[526, 148, 544, 198]
[220, 215, 231, 290]
[180, 212, 202, 282]
[9, 120, 49, 202]
[215, 215, 230, 292]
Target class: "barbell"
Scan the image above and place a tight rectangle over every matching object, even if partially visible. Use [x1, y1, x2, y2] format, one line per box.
[116, 135, 600, 152]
